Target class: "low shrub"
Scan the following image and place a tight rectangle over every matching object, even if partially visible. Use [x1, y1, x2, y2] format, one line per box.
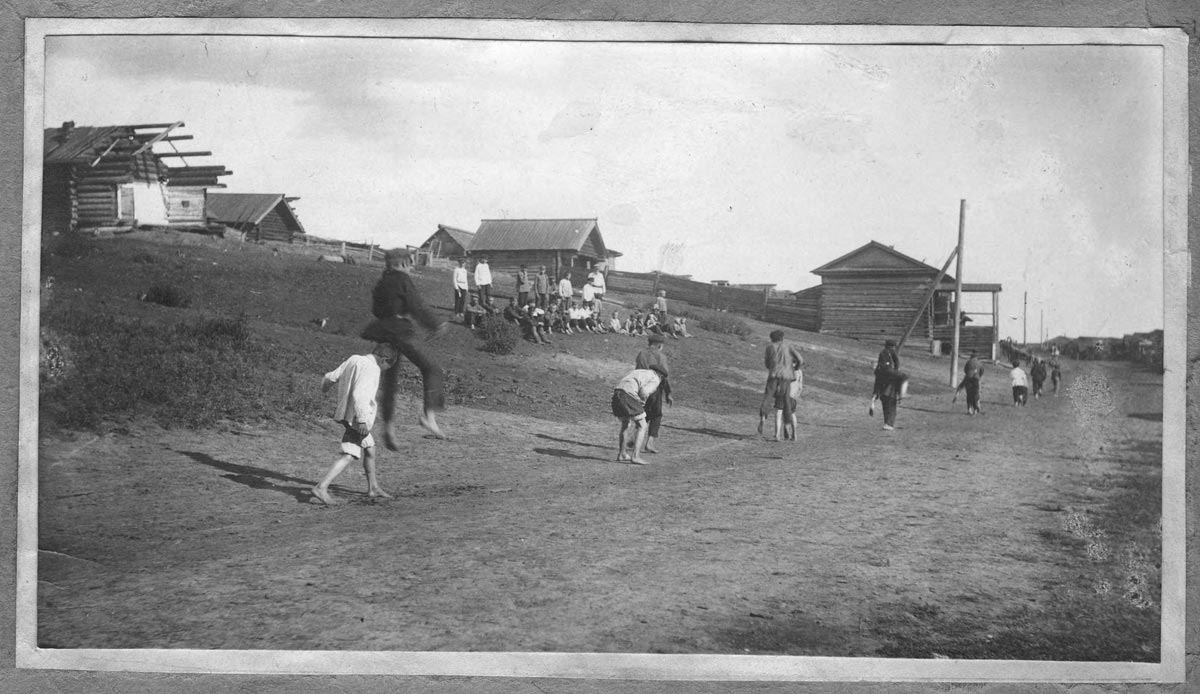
[143, 283, 192, 308]
[131, 251, 157, 264]
[478, 314, 520, 355]
[698, 312, 752, 337]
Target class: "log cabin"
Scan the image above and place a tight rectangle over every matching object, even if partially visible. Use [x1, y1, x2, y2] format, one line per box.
[42, 121, 230, 236]
[205, 193, 307, 243]
[808, 240, 1001, 358]
[418, 225, 475, 263]
[467, 218, 622, 286]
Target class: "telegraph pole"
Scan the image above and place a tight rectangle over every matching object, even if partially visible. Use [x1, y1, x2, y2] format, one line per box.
[950, 199, 965, 387]
[1023, 291, 1028, 347]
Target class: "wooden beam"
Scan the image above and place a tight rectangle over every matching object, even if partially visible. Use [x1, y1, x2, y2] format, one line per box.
[896, 246, 958, 352]
[130, 121, 184, 156]
[950, 199, 966, 387]
[157, 151, 212, 158]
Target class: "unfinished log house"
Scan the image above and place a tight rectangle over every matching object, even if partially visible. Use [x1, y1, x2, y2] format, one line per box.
[205, 193, 307, 243]
[42, 121, 230, 236]
[809, 241, 1001, 358]
[468, 218, 621, 287]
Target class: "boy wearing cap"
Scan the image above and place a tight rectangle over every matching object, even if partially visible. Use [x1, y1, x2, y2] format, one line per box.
[612, 367, 665, 465]
[361, 249, 448, 445]
[635, 333, 674, 453]
[311, 343, 398, 506]
[474, 258, 493, 306]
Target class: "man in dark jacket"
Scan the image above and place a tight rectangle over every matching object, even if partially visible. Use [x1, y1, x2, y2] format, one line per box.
[635, 333, 673, 453]
[360, 249, 447, 447]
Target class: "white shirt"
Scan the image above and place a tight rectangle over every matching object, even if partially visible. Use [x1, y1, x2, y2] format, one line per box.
[1010, 367, 1028, 388]
[582, 283, 596, 302]
[323, 354, 381, 427]
[452, 266, 469, 290]
[474, 262, 492, 286]
[558, 278, 573, 297]
[615, 369, 662, 403]
[589, 271, 606, 294]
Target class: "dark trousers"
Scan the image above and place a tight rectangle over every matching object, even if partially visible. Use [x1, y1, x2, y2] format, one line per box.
[477, 285, 491, 305]
[881, 394, 898, 426]
[963, 377, 980, 412]
[645, 389, 665, 438]
[760, 377, 794, 422]
[362, 317, 446, 420]
[1012, 386, 1028, 405]
[453, 288, 467, 315]
[518, 291, 529, 307]
[536, 292, 550, 309]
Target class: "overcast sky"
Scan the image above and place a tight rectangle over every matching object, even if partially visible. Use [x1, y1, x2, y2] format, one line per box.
[41, 31, 1165, 338]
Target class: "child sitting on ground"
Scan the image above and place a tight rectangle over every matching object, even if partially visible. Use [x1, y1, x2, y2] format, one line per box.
[609, 310, 626, 334]
[311, 343, 398, 506]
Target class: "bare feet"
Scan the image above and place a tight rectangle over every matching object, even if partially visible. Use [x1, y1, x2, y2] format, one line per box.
[643, 445, 659, 454]
[756, 418, 764, 435]
[419, 411, 447, 440]
[629, 457, 647, 465]
[311, 486, 336, 506]
[368, 488, 393, 499]
[617, 452, 632, 462]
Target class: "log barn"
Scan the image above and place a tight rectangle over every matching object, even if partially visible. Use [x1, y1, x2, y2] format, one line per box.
[205, 193, 307, 243]
[808, 241, 1001, 358]
[418, 225, 475, 262]
[42, 121, 230, 236]
[468, 218, 621, 286]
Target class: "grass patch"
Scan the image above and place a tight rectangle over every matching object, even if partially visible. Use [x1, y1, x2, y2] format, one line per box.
[40, 308, 324, 430]
[478, 314, 520, 355]
[143, 283, 193, 308]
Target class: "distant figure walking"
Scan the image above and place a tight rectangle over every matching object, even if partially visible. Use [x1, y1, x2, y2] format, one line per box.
[877, 368, 909, 431]
[1030, 358, 1047, 399]
[1049, 356, 1062, 395]
[635, 333, 674, 454]
[759, 329, 804, 441]
[474, 257, 493, 306]
[870, 339, 901, 415]
[310, 343, 398, 506]
[360, 249, 448, 447]
[1010, 360, 1029, 406]
[953, 350, 985, 415]
[611, 367, 666, 465]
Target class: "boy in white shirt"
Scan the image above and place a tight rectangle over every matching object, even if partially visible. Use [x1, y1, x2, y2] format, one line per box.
[1010, 360, 1029, 406]
[473, 257, 493, 305]
[311, 343, 399, 506]
[611, 367, 665, 465]
[452, 258, 469, 318]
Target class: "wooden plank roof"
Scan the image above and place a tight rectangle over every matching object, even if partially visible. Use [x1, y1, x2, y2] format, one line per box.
[206, 193, 306, 234]
[812, 240, 946, 276]
[435, 225, 475, 248]
[470, 218, 605, 254]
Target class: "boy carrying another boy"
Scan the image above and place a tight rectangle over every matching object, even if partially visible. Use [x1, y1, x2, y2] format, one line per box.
[311, 343, 399, 506]
[611, 366, 666, 466]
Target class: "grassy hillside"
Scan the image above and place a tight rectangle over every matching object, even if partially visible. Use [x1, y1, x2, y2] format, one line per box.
[39, 229, 961, 434]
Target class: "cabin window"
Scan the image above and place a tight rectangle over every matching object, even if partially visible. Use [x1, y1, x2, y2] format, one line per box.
[180, 200, 190, 208]
[932, 291, 953, 327]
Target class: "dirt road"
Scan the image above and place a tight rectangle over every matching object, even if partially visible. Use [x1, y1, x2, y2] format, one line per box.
[36, 356, 1161, 658]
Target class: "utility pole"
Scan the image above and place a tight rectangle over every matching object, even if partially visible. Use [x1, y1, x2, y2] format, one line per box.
[1023, 291, 1028, 347]
[950, 199, 965, 387]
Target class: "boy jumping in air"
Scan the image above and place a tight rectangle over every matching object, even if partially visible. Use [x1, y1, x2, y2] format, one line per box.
[311, 343, 399, 506]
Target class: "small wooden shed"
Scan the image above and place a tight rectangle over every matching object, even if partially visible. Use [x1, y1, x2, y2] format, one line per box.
[42, 121, 230, 236]
[809, 240, 1001, 357]
[419, 225, 475, 261]
[206, 193, 307, 243]
[468, 218, 621, 285]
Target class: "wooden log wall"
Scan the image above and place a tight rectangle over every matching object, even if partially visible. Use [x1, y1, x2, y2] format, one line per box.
[818, 276, 933, 341]
[254, 208, 298, 243]
[41, 166, 74, 235]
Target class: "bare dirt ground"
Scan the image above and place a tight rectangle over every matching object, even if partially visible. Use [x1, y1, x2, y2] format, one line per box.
[36, 353, 1162, 656]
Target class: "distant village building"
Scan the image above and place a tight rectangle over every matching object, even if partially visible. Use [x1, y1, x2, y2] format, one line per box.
[418, 225, 475, 262]
[806, 240, 1002, 357]
[42, 121, 230, 235]
[206, 193, 307, 243]
[468, 218, 622, 284]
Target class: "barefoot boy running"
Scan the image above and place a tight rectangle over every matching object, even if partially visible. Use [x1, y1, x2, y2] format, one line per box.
[311, 343, 398, 506]
[611, 367, 665, 465]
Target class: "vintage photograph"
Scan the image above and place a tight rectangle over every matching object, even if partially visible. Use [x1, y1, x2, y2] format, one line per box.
[21, 20, 1185, 680]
